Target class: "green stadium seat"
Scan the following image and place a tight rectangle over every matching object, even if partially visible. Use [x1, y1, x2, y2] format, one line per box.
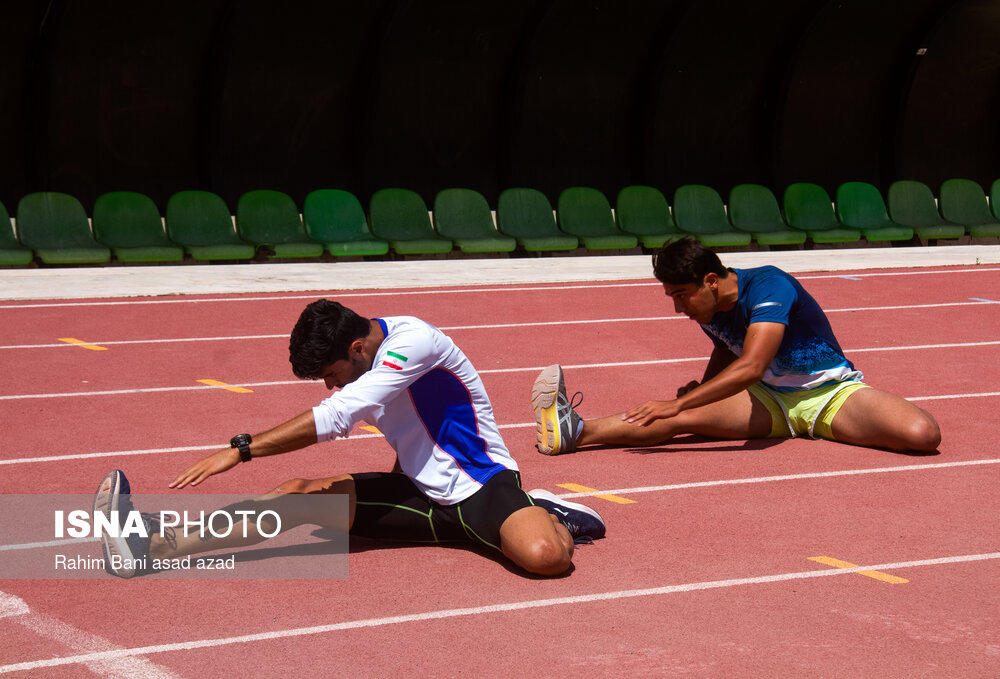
[782, 183, 862, 244]
[556, 187, 637, 250]
[886, 180, 965, 241]
[303, 189, 388, 257]
[727, 184, 806, 246]
[369, 188, 452, 255]
[939, 178, 1000, 238]
[433, 188, 516, 253]
[496, 188, 578, 251]
[671, 185, 752, 248]
[92, 191, 184, 263]
[614, 185, 683, 249]
[0, 200, 33, 266]
[236, 190, 324, 258]
[16, 192, 111, 264]
[165, 190, 255, 261]
[992, 179, 1000, 221]
[834, 182, 913, 242]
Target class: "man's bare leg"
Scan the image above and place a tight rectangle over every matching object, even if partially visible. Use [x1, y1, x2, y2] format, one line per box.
[577, 390, 773, 448]
[149, 475, 355, 561]
[830, 388, 941, 452]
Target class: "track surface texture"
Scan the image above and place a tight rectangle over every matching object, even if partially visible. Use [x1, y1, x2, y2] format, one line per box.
[1, 251, 998, 678]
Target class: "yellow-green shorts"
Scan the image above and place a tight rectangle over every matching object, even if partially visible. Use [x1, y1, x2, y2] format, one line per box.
[747, 380, 870, 441]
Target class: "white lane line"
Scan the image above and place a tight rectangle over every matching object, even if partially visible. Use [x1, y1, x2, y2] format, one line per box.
[0, 316, 677, 350]
[0, 334, 287, 350]
[2, 459, 997, 553]
[5, 340, 1000, 402]
[0, 537, 99, 552]
[0, 551, 996, 674]
[0, 397, 993, 466]
[800, 267, 1000, 279]
[0, 590, 181, 678]
[2, 266, 999, 310]
[908, 391, 1000, 401]
[0, 282, 657, 310]
[550, 458, 1000, 499]
[1, 299, 995, 350]
[0, 380, 303, 401]
[0, 424, 513, 467]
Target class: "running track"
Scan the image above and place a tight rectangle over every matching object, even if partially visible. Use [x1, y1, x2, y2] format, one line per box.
[1, 260, 998, 677]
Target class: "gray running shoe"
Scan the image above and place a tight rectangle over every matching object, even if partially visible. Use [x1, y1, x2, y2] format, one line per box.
[528, 489, 605, 544]
[93, 470, 152, 578]
[531, 364, 583, 455]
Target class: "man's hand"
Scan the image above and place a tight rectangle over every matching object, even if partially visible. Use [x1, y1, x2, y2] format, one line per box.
[622, 399, 681, 426]
[676, 380, 700, 397]
[169, 448, 239, 489]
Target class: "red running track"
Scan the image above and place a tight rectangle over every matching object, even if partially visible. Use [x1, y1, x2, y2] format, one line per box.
[1, 265, 998, 677]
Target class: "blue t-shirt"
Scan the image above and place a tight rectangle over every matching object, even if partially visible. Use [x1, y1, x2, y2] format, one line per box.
[701, 266, 862, 392]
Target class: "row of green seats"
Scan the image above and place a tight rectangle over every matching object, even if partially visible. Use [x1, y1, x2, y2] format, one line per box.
[0, 187, 568, 265]
[2, 179, 998, 266]
[625, 179, 1000, 250]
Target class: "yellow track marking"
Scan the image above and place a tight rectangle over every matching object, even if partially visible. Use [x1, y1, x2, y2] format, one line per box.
[197, 379, 254, 394]
[57, 338, 107, 351]
[808, 556, 909, 584]
[557, 482, 636, 504]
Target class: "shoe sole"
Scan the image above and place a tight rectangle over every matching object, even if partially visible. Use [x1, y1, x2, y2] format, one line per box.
[531, 365, 565, 455]
[527, 488, 606, 530]
[93, 470, 138, 578]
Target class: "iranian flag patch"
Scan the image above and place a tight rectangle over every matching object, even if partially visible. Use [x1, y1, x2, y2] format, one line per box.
[381, 350, 408, 370]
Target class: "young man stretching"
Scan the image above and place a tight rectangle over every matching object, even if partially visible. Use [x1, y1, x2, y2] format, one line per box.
[532, 238, 941, 455]
[95, 300, 604, 578]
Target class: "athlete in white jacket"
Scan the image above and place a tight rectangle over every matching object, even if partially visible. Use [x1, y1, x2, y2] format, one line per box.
[95, 300, 604, 579]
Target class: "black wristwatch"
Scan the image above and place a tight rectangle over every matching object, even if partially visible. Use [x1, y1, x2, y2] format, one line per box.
[230, 434, 253, 462]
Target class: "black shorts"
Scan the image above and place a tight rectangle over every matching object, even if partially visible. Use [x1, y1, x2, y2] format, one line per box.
[350, 469, 533, 552]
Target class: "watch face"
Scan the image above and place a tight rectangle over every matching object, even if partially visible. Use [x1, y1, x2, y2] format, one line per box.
[231, 434, 252, 462]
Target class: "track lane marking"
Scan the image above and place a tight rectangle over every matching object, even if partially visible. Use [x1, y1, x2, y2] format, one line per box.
[0, 551, 996, 674]
[808, 556, 909, 584]
[196, 379, 254, 394]
[2, 265, 999, 309]
[56, 338, 107, 351]
[557, 483, 636, 504]
[0, 591, 181, 677]
[0, 457, 995, 556]
[5, 341, 1000, 401]
[548, 458, 1000, 499]
[3, 300, 996, 349]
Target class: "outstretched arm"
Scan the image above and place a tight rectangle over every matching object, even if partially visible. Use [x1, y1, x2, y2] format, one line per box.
[677, 345, 738, 397]
[169, 411, 319, 488]
[625, 322, 785, 425]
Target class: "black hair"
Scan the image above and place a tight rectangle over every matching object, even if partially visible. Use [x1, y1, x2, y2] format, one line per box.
[651, 238, 729, 286]
[288, 299, 371, 379]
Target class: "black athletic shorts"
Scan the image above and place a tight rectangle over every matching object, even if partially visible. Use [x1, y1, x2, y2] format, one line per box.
[350, 469, 534, 552]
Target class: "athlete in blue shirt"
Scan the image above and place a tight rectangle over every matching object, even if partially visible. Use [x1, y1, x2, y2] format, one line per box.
[532, 238, 941, 455]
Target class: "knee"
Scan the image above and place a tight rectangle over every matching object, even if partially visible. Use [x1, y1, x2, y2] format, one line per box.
[902, 414, 941, 452]
[271, 478, 310, 494]
[517, 538, 573, 577]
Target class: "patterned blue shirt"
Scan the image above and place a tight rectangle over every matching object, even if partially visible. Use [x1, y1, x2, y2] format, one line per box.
[701, 266, 862, 392]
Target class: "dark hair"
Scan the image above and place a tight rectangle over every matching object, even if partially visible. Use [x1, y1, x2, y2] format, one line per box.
[651, 238, 729, 285]
[288, 300, 371, 379]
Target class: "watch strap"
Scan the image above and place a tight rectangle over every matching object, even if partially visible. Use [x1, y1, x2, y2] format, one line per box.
[230, 434, 253, 462]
